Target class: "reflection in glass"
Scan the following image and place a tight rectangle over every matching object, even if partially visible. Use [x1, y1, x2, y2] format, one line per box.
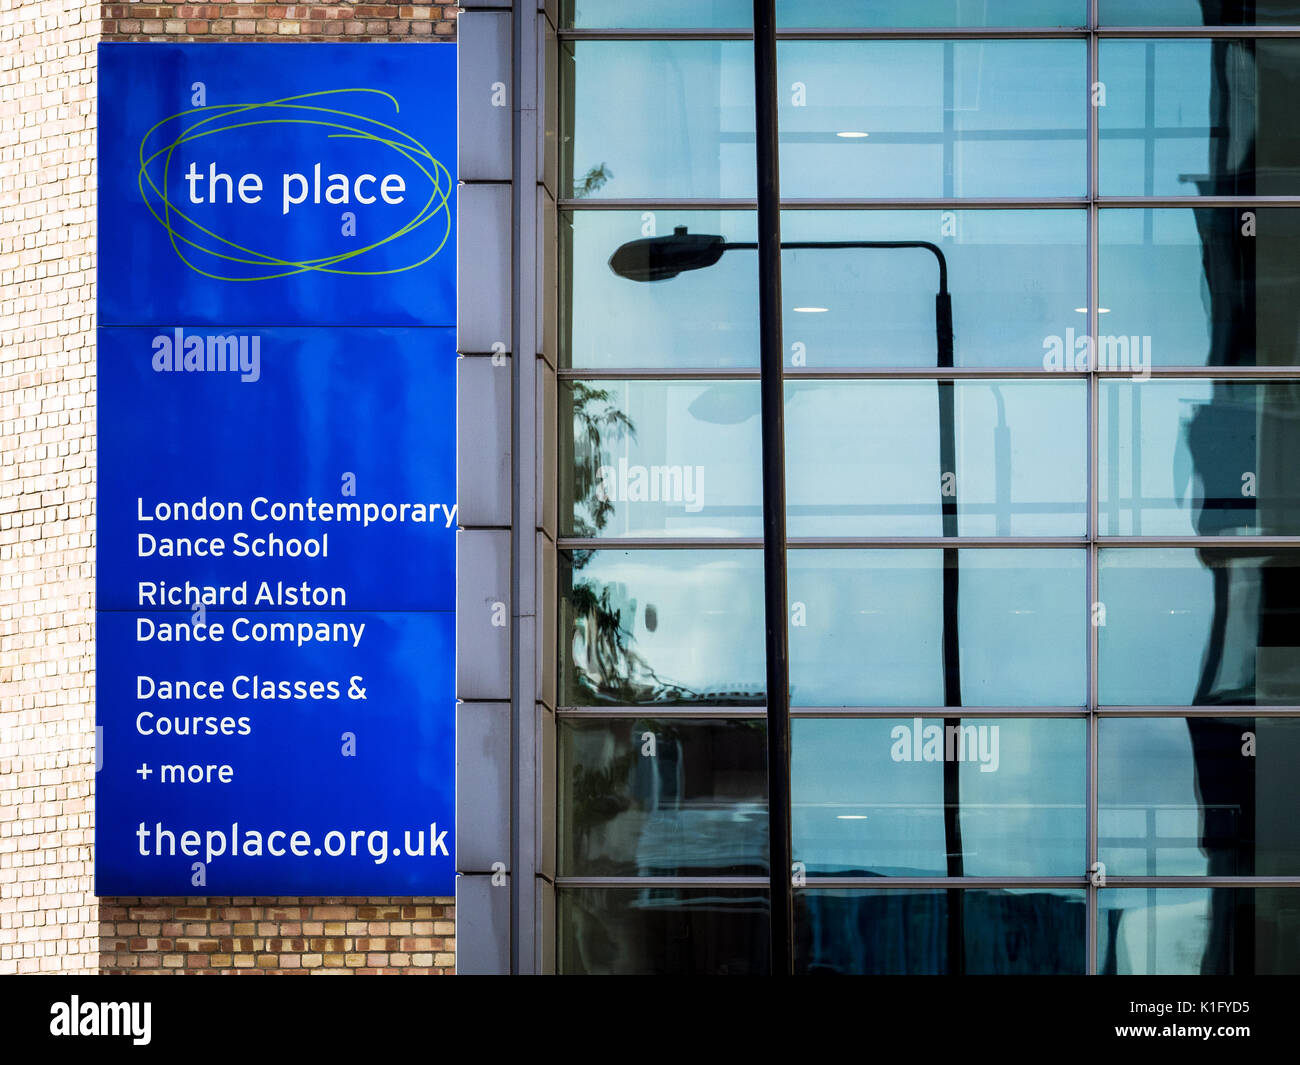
[1101, 39, 1300, 197]
[559, 718, 767, 877]
[558, 888, 770, 975]
[1100, 717, 1300, 876]
[560, 380, 762, 539]
[778, 41, 1086, 198]
[560, 549, 1086, 707]
[1099, 549, 1300, 706]
[562, 0, 750, 28]
[779, 0, 1084, 28]
[1099, 889, 1300, 975]
[1101, 380, 1300, 536]
[797, 890, 1086, 975]
[786, 381, 1086, 536]
[1100, 209, 1300, 368]
[563, 42, 755, 200]
[793, 718, 1085, 876]
[1101, 0, 1300, 25]
[562, 211, 759, 370]
[779, 211, 1086, 368]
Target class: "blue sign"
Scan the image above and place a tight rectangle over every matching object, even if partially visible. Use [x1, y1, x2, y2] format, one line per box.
[96, 43, 456, 895]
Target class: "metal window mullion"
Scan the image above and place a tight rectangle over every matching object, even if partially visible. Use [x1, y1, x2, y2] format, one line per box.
[1086, 0, 1101, 979]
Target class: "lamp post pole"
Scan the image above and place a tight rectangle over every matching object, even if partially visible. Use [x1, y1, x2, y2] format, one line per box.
[752, 0, 794, 978]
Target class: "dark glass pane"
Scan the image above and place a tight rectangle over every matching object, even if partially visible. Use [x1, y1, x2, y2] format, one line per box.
[1100, 716, 1300, 876]
[797, 889, 1086, 974]
[785, 381, 1086, 536]
[1101, 380, 1300, 536]
[563, 42, 754, 200]
[1100, 888, 1300, 974]
[780, 210, 1087, 369]
[560, 379, 762, 539]
[1099, 548, 1300, 706]
[1102, 1, 1300, 26]
[557, 888, 770, 974]
[779, 0, 1084, 27]
[562, 211, 759, 370]
[563, 0, 750, 28]
[793, 718, 1085, 876]
[1099, 209, 1300, 368]
[1101, 39, 1300, 196]
[778, 41, 1086, 198]
[559, 718, 767, 877]
[561, 549, 1086, 707]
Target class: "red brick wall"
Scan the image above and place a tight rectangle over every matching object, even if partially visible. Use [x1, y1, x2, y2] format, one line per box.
[101, 3, 459, 41]
[101, 898, 455, 973]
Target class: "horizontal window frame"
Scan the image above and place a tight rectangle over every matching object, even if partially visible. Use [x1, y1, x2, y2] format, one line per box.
[559, 28, 1300, 42]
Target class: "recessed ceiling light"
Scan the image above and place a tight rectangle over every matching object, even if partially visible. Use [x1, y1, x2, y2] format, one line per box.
[836, 131, 869, 138]
[1075, 307, 1113, 313]
[836, 814, 869, 820]
[793, 306, 828, 313]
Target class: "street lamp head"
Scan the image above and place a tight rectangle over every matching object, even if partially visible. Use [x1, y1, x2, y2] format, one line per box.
[608, 225, 727, 282]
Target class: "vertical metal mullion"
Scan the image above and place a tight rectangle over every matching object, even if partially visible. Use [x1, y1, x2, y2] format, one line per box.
[1086, 0, 1101, 978]
[753, 0, 794, 977]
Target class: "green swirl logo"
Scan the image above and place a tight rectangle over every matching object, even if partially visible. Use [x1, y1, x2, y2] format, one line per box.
[137, 88, 451, 283]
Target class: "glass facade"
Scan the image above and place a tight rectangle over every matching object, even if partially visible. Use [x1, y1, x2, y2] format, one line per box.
[555, 4, 1300, 974]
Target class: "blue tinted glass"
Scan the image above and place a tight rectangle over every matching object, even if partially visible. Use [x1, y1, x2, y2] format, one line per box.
[1100, 716, 1300, 876]
[558, 888, 770, 974]
[794, 718, 1085, 876]
[779, 41, 1086, 198]
[564, 42, 755, 199]
[561, 549, 1086, 707]
[779, 0, 1084, 27]
[781, 210, 1087, 368]
[1101, 39, 1300, 196]
[1099, 549, 1300, 706]
[1100, 888, 1300, 974]
[1101, 379, 1300, 536]
[1102, 0, 1300, 25]
[563, 0, 750, 27]
[799, 889, 1086, 974]
[785, 380, 1087, 536]
[1100, 208, 1300, 368]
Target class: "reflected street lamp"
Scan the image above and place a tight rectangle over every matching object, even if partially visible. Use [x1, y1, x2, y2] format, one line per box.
[609, 223, 967, 973]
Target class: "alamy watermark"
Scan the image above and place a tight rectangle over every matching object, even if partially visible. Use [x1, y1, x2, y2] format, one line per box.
[595, 458, 706, 513]
[151, 327, 261, 383]
[890, 718, 1000, 773]
[1042, 327, 1151, 380]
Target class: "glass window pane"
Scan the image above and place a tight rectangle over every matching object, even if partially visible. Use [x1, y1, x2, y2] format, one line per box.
[563, 211, 759, 370]
[1101, 1, 1300, 26]
[564, 42, 755, 200]
[560, 379, 762, 539]
[1100, 888, 1300, 975]
[790, 549, 1086, 707]
[779, 0, 1084, 28]
[1100, 716, 1300, 876]
[786, 380, 1087, 536]
[1101, 379, 1300, 536]
[1100, 39, 1300, 197]
[793, 718, 1085, 876]
[561, 549, 1086, 707]
[559, 717, 768, 877]
[563, 0, 750, 28]
[1099, 208, 1300, 368]
[560, 549, 766, 707]
[778, 41, 1086, 198]
[1099, 548, 1300, 706]
[558, 888, 770, 975]
[798, 889, 1086, 975]
[781, 210, 1087, 369]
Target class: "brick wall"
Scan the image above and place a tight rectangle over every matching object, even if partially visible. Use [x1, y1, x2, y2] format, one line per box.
[101, 3, 459, 41]
[101, 898, 454, 972]
[0, 0, 100, 976]
[0, 0, 457, 975]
